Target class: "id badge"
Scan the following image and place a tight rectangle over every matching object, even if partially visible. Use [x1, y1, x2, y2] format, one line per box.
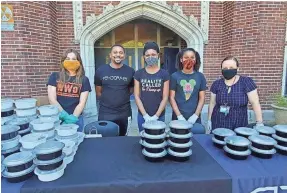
[220, 105, 230, 116]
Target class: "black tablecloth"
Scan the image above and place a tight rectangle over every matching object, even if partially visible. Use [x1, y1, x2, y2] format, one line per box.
[21, 137, 231, 193]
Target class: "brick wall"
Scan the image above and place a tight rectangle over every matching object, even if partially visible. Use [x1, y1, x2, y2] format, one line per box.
[1, 1, 59, 98]
[1, 1, 286, 110]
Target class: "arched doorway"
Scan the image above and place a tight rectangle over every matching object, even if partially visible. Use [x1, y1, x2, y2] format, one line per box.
[79, 1, 206, 116]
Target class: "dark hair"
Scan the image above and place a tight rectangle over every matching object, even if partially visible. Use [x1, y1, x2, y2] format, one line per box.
[221, 56, 239, 68]
[110, 44, 125, 53]
[143, 41, 160, 55]
[176, 48, 201, 71]
[59, 49, 85, 84]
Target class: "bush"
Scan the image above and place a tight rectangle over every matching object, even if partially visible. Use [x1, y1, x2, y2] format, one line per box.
[274, 94, 287, 108]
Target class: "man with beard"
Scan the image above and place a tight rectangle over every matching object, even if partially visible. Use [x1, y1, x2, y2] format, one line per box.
[95, 45, 135, 136]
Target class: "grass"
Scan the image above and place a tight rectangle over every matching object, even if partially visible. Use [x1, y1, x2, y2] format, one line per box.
[274, 94, 287, 108]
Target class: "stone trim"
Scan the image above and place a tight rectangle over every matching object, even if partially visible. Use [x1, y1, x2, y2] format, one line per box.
[73, 1, 83, 44]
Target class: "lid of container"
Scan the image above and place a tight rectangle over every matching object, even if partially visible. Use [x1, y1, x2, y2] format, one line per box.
[223, 145, 251, 156]
[20, 147, 34, 152]
[139, 139, 143, 145]
[20, 133, 47, 143]
[142, 148, 167, 158]
[15, 98, 37, 103]
[275, 144, 287, 151]
[1, 115, 16, 125]
[35, 162, 66, 176]
[224, 136, 250, 147]
[1, 144, 21, 155]
[55, 133, 78, 140]
[167, 140, 193, 148]
[2, 98, 14, 103]
[142, 120, 166, 130]
[140, 130, 144, 138]
[235, 127, 259, 136]
[167, 148, 192, 157]
[56, 124, 79, 131]
[34, 141, 64, 155]
[2, 164, 36, 178]
[168, 131, 192, 139]
[38, 117, 58, 124]
[1, 125, 20, 135]
[1, 164, 4, 173]
[212, 137, 226, 145]
[255, 126, 275, 135]
[65, 148, 76, 158]
[248, 135, 277, 146]
[33, 153, 65, 166]
[273, 125, 287, 133]
[142, 131, 166, 139]
[3, 152, 34, 167]
[142, 140, 167, 148]
[30, 118, 54, 125]
[38, 105, 58, 111]
[272, 134, 287, 142]
[212, 128, 235, 137]
[2, 135, 20, 144]
[5, 117, 29, 126]
[18, 127, 32, 135]
[169, 120, 192, 129]
[1, 107, 14, 112]
[249, 145, 276, 155]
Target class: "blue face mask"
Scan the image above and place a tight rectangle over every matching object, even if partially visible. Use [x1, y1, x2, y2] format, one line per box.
[145, 57, 158, 66]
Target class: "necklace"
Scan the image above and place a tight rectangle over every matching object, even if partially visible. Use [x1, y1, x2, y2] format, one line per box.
[226, 76, 237, 94]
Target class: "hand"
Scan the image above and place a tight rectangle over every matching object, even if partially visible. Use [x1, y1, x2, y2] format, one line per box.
[187, 114, 198, 124]
[150, 115, 159, 121]
[59, 110, 69, 121]
[206, 120, 212, 134]
[63, 114, 79, 124]
[143, 114, 152, 122]
[177, 115, 186, 121]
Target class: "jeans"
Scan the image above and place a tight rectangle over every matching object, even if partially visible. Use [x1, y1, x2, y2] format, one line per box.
[76, 115, 84, 132]
[138, 113, 165, 132]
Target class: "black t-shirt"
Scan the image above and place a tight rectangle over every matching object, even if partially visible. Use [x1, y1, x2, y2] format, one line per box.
[95, 64, 135, 120]
[134, 68, 170, 117]
[47, 72, 92, 114]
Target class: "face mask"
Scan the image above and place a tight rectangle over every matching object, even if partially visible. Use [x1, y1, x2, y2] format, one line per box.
[145, 57, 158, 66]
[222, 69, 237, 80]
[183, 59, 195, 70]
[63, 60, 80, 71]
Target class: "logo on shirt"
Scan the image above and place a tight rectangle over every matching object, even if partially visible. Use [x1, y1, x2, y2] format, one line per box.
[180, 79, 196, 100]
[141, 79, 162, 92]
[103, 76, 128, 81]
[56, 81, 82, 98]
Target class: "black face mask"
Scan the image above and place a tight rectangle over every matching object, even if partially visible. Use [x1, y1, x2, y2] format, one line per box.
[222, 69, 237, 80]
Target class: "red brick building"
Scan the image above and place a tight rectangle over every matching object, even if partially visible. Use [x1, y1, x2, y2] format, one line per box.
[1, 1, 287, 117]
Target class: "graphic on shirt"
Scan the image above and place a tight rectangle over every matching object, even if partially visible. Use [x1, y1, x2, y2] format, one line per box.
[141, 79, 162, 92]
[180, 79, 196, 100]
[56, 81, 82, 98]
[103, 76, 128, 81]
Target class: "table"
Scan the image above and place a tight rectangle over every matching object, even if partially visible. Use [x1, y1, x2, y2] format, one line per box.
[3, 137, 232, 193]
[194, 134, 287, 193]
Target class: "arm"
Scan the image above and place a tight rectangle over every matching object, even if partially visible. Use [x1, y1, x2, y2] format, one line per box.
[169, 90, 181, 116]
[134, 79, 147, 115]
[247, 89, 263, 123]
[155, 80, 169, 117]
[73, 91, 89, 117]
[194, 90, 205, 116]
[208, 93, 216, 120]
[96, 86, 102, 98]
[47, 85, 64, 111]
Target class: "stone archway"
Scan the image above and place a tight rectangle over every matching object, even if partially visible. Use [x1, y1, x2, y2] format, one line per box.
[78, 1, 207, 116]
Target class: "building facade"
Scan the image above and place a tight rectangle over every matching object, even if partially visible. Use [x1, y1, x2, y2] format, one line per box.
[1, 1, 287, 117]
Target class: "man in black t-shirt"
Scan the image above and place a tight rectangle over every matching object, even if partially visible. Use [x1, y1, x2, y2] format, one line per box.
[94, 45, 135, 136]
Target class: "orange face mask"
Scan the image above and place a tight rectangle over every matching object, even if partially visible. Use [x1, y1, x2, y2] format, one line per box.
[63, 60, 80, 71]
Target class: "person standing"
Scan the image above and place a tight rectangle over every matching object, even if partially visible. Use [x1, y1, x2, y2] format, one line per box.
[95, 44, 135, 136]
[169, 48, 207, 134]
[134, 42, 170, 131]
[208, 56, 263, 132]
[47, 49, 91, 131]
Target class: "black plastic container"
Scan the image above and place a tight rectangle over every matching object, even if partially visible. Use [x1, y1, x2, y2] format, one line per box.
[224, 135, 250, 152]
[250, 145, 276, 159]
[34, 153, 65, 171]
[34, 141, 64, 161]
[234, 127, 259, 139]
[142, 121, 166, 135]
[142, 149, 166, 162]
[272, 134, 287, 147]
[248, 135, 277, 152]
[275, 144, 287, 156]
[212, 128, 236, 142]
[273, 125, 287, 138]
[168, 140, 192, 153]
[142, 131, 166, 145]
[255, 126, 275, 137]
[6, 118, 30, 131]
[2, 165, 35, 183]
[1, 125, 20, 141]
[169, 120, 192, 135]
[167, 148, 192, 162]
[212, 136, 225, 149]
[142, 140, 167, 154]
[1, 144, 21, 158]
[3, 152, 35, 173]
[2, 109, 14, 117]
[37, 160, 63, 171]
[168, 132, 192, 144]
[224, 147, 250, 160]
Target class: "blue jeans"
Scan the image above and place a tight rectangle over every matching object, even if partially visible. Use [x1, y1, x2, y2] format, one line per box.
[76, 115, 84, 132]
[138, 114, 165, 132]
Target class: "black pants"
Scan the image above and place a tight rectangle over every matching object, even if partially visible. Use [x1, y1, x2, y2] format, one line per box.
[111, 119, 128, 136]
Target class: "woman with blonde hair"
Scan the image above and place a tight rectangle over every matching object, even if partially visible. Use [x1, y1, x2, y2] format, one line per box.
[47, 49, 91, 131]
